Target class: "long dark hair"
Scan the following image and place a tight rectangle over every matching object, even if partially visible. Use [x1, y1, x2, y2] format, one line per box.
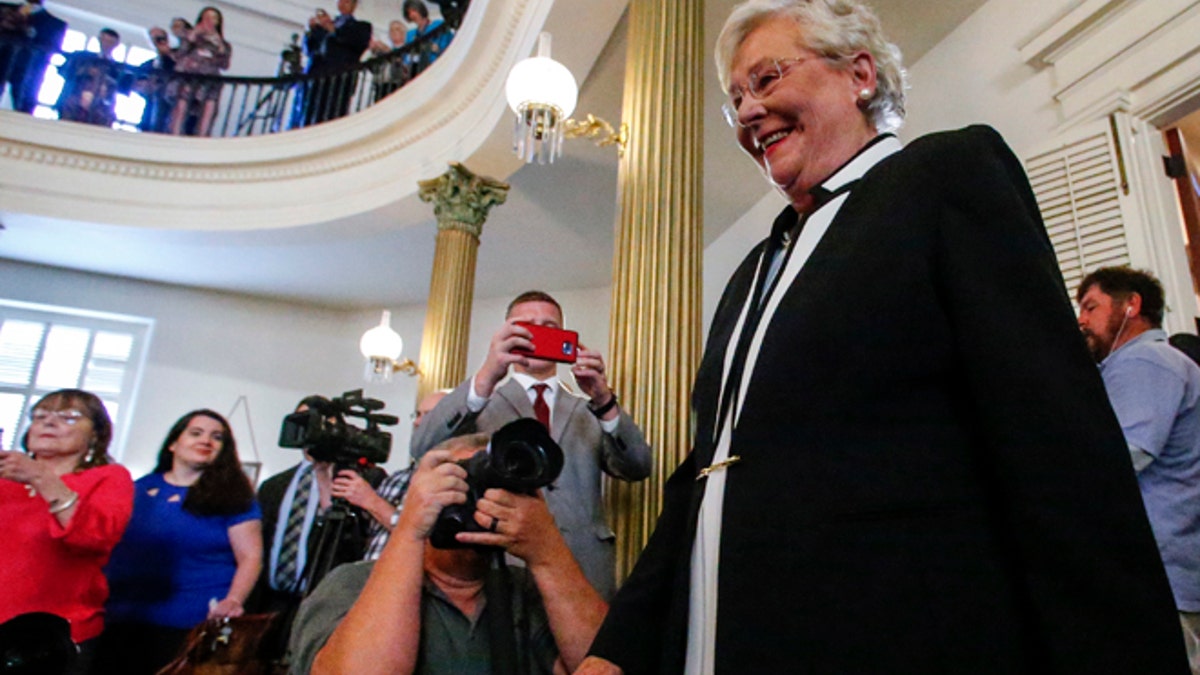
[24, 389, 114, 471]
[153, 409, 254, 516]
[196, 6, 224, 37]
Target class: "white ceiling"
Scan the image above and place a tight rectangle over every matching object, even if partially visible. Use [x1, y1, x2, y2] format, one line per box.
[0, 0, 988, 309]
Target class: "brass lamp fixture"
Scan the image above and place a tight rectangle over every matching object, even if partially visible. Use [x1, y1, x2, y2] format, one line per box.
[359, 311, 419, 382]
[505, 32, 627, 164]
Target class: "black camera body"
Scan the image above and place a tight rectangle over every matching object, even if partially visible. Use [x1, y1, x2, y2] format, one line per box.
[279, 389, 397, 466]
[429, 418, 564, 549]
[280, 33, 303, 75]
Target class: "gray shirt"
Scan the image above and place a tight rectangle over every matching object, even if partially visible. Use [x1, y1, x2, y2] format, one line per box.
[289, 560, 559, 674]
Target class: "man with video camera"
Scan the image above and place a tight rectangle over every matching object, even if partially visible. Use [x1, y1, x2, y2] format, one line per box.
[253, 394, 390, 658]
[290, 433, 608, 674]
[411, 290, 652, 599]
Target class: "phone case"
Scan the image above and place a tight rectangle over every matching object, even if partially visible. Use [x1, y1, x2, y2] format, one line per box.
[513, 322, 579, 363]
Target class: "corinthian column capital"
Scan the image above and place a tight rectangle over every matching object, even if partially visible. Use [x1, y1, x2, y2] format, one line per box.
[417, 162, 511, 239]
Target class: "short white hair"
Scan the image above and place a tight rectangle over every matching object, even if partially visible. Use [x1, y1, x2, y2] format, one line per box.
[715, 0, 907, 133]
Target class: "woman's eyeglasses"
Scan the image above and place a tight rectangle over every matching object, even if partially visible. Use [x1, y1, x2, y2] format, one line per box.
[721, 56, 816, 127]
[30, 409, 86, 426]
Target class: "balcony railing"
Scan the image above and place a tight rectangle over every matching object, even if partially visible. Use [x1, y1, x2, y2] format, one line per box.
[0, 22, 453, 138]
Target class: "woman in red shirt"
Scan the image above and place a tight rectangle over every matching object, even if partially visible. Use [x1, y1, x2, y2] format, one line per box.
[0, 389, 134, 674]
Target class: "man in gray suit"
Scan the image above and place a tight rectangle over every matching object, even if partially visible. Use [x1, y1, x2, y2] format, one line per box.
[411, 290, 652, 598]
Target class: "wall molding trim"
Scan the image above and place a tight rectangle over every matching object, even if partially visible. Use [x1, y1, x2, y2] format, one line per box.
[1020, 0, 1200, 130]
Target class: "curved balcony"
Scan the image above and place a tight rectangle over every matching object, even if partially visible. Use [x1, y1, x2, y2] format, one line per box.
[0, 0, 563, 232]
[3, 23, 453, 136]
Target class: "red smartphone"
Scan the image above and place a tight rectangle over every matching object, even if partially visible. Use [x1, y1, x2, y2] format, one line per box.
[513, 321, 579, 363]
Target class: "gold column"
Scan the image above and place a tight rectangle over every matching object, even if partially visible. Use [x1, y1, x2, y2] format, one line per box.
[606, 0, 704, 581]
[416, 162, 510, 401]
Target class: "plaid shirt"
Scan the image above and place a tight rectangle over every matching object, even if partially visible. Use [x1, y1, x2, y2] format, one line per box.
[362, 464, 414, 561]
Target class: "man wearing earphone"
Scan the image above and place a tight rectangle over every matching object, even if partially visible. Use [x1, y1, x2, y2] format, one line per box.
[1077, 266, 1200, 674]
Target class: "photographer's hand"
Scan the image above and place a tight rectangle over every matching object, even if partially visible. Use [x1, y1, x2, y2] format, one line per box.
[315, 453, 462, 675]
[331, 470, 395, 527]
[459, 488, 562, 563]
[572, 345, 618, 421]
[473, 321, 535, 398]
[393, 450, 469, 542]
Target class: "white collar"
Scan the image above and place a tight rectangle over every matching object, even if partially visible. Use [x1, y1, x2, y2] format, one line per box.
[511, 371, 557, 391]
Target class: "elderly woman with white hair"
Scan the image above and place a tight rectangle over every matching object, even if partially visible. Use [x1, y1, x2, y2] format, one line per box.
[576, 1, 1188, 674]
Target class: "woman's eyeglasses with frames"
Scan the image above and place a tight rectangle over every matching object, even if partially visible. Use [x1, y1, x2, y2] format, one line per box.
[30, 410, 86, 426]
[721, 56, 815, 128]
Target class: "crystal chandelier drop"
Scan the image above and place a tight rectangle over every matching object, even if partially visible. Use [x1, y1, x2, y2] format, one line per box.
[505, 33, 578, 164]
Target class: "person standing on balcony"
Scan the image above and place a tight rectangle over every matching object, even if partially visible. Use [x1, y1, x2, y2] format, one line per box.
[56, 28, 127, 127]
[366, 20, 410, 103]
[0, 0, 67, 114]
[134, 27, 175, 133]
[302, 0, 371, 126]
[401, 0, 450, 76]
[168, 6, 230, 137]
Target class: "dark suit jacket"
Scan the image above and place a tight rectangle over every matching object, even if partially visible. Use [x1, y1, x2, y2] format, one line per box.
[304, 15, 371, 76]
[0, 4, 66, 112]
[411, 377, 652, 599]
[588, 126, 1188, 674]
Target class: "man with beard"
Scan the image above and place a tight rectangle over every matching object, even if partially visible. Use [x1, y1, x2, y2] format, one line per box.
[1077, 266, 1200, 673]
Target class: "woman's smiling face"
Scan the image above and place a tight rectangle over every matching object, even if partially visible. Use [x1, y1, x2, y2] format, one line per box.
[727, 16, 877, 211]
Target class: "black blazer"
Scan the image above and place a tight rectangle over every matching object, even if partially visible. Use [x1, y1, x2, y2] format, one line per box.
[304, 16, 371, 76]
[0, 4, 66, 112]
[588, 126, 1187, 674]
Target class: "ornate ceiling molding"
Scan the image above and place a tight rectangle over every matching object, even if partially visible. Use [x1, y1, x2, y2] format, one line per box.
[1019, 0, 1200, 128]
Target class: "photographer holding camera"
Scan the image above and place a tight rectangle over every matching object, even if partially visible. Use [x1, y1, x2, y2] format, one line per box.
[291, 433, 607, 674]
[253, 394, 391, 657]
[411, 290, 652, 599]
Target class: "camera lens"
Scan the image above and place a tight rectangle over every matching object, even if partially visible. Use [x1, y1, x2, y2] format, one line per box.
[484, 418, 564, 491]
[495, 441, 544, 481]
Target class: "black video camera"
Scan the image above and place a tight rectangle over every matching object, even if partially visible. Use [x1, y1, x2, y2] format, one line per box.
[429, 418, 564, 549]
[280, 33, 303, 75]
[279, 389, 396, 466]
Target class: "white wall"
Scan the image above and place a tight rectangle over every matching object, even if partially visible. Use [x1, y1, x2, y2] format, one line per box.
[899, 0, 1069, 155]
[2, 258, 612, 481]
[4, 259, 399, 478]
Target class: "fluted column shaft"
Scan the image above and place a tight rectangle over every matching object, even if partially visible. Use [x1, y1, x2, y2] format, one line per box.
[606, 0, 704, 581]
[417, 163, 510, 401]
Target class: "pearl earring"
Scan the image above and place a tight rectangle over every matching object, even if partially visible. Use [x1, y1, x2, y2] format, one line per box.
[858, 88, 872, 100]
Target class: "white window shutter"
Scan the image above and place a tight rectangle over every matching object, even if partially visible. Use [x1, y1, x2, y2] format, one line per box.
[1024, 124, 1130, 296]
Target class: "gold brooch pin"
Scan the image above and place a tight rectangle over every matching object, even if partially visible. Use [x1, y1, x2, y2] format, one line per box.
[697, 456, 741, 481]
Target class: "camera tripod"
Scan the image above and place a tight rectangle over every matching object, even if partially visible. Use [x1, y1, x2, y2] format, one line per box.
[302, 462, 366, 594]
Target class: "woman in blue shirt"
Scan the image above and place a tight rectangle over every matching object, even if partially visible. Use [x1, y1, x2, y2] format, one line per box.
[96, 409, 262, 675]
[402, 0, 452, 74]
